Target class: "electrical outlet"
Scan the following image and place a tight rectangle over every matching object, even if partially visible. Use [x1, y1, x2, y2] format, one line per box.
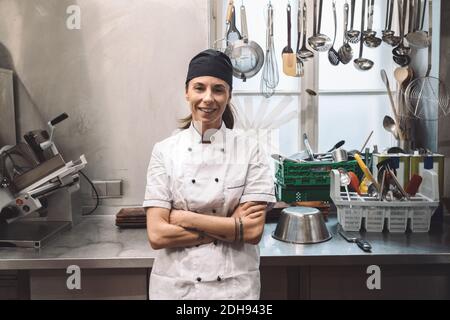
[106, 180, 122, 197]
[92, 181, 106, 198]
[91, 180, 122, 198]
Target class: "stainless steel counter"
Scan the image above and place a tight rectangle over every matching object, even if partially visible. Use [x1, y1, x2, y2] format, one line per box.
[0, 216, 155, 270]
[260, 218, 450, 266]
[1, 215, 450, 270]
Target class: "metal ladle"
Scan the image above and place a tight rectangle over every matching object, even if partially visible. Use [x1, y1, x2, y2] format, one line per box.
[308, 0, 325, 50]
[382, 0, 394, 38]
[354, 0, 374, 71]
[308, 0, 332, 52]
[363, 0, 382, 48]
[382, 0, 401, 46]
[328, 0, 340, 65]
[362, 0, 376, 38]
[298, 1, 314, 61]
[393, 0, 411, 58]
[345, 0, 360, 43]
[338, 1, 353, 64]
[393, 53, 411, 67]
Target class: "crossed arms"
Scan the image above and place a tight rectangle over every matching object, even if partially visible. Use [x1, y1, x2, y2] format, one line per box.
[146, 202, 267, 250]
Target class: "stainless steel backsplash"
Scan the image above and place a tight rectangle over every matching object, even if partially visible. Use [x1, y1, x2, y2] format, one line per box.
[0, 0, 209, 216]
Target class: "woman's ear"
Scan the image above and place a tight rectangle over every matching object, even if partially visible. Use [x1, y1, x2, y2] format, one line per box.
[185, 85, 190, 101]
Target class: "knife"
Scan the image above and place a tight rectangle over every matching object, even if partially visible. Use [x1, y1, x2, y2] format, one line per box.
[338, 228, 372, 252]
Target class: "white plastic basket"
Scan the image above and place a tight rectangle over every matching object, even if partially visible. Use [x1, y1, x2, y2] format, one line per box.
[330, 169, 440, 233]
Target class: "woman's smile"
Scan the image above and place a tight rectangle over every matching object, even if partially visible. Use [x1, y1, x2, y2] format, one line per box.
[197, 106, 218, 114]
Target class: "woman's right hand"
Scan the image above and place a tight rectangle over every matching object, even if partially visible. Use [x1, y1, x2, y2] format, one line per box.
[231, 202, 267, 218]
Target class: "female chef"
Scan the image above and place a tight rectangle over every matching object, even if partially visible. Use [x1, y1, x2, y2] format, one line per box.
[143, 49, 276, 300]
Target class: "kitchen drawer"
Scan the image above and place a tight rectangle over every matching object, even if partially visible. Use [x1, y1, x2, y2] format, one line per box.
[29, 268, 149, 300]
[307, 264, 450, 300]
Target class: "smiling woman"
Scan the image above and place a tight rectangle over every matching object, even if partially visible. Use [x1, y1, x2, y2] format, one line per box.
[143, 49, 276, 300]
[179, 50, 235, 132]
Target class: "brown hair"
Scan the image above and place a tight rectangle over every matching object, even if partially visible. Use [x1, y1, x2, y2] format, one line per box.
[179, 83, 235, 129]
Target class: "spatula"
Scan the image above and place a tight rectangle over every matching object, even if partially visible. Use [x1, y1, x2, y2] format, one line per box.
[226, 5, 241, 45]
[282, 4, 297, 76]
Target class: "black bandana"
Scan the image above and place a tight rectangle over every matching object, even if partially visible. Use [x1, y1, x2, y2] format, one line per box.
[185, 49, 233, 90]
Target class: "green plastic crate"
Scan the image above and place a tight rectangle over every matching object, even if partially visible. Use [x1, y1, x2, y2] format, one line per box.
[275, 159, 362, 186]
[275, 183, 330, 202]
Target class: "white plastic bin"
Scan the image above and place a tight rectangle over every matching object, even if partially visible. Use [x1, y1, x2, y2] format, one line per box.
[330, 169, 440, 233]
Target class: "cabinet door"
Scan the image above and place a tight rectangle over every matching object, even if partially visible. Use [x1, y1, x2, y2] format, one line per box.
[308, 264, 450, 300]
[30, 268, 149, 300]
[260, 266, 300, 300]
[0, 270, 18, 300]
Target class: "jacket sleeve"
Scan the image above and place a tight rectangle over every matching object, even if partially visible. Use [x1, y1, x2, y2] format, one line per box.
[240, 142, 276, 204]
[142, 142, 172, 209]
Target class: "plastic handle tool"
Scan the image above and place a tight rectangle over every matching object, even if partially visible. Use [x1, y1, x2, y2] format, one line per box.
[354, 153, 380, 191]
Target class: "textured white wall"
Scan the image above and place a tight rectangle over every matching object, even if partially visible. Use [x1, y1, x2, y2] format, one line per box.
[0, 0, 209, 212]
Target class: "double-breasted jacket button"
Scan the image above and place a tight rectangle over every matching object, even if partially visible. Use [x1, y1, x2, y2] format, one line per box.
[191, 179, 196, 184]
[217, 276, 222, 282]
[188, 147, 192, 152]
[196, 277, 202, 282]
[215, 178, 219, 183]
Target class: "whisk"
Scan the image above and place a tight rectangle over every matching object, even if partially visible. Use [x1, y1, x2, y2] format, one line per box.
[261, 2, 279, 98]
[404, 0, 450, 121]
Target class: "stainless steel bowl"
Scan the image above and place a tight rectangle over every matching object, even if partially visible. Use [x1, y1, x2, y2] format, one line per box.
[272, 207, 332, 244]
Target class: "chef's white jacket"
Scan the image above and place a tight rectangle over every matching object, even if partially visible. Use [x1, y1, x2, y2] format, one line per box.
[143, 122, 276, 300]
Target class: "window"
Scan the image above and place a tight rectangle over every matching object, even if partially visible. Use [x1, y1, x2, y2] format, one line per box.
[209, 0, 440, 156]
[211, 0, 303, 160]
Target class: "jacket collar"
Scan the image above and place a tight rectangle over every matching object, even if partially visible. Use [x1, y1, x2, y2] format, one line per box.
[189, 121, 227, 144]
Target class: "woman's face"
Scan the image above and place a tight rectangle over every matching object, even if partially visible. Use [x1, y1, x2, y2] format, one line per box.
[185, 76, 231, 130]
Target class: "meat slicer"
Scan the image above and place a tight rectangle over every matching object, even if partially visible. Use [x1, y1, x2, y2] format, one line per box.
[0, 113, 87, 248]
